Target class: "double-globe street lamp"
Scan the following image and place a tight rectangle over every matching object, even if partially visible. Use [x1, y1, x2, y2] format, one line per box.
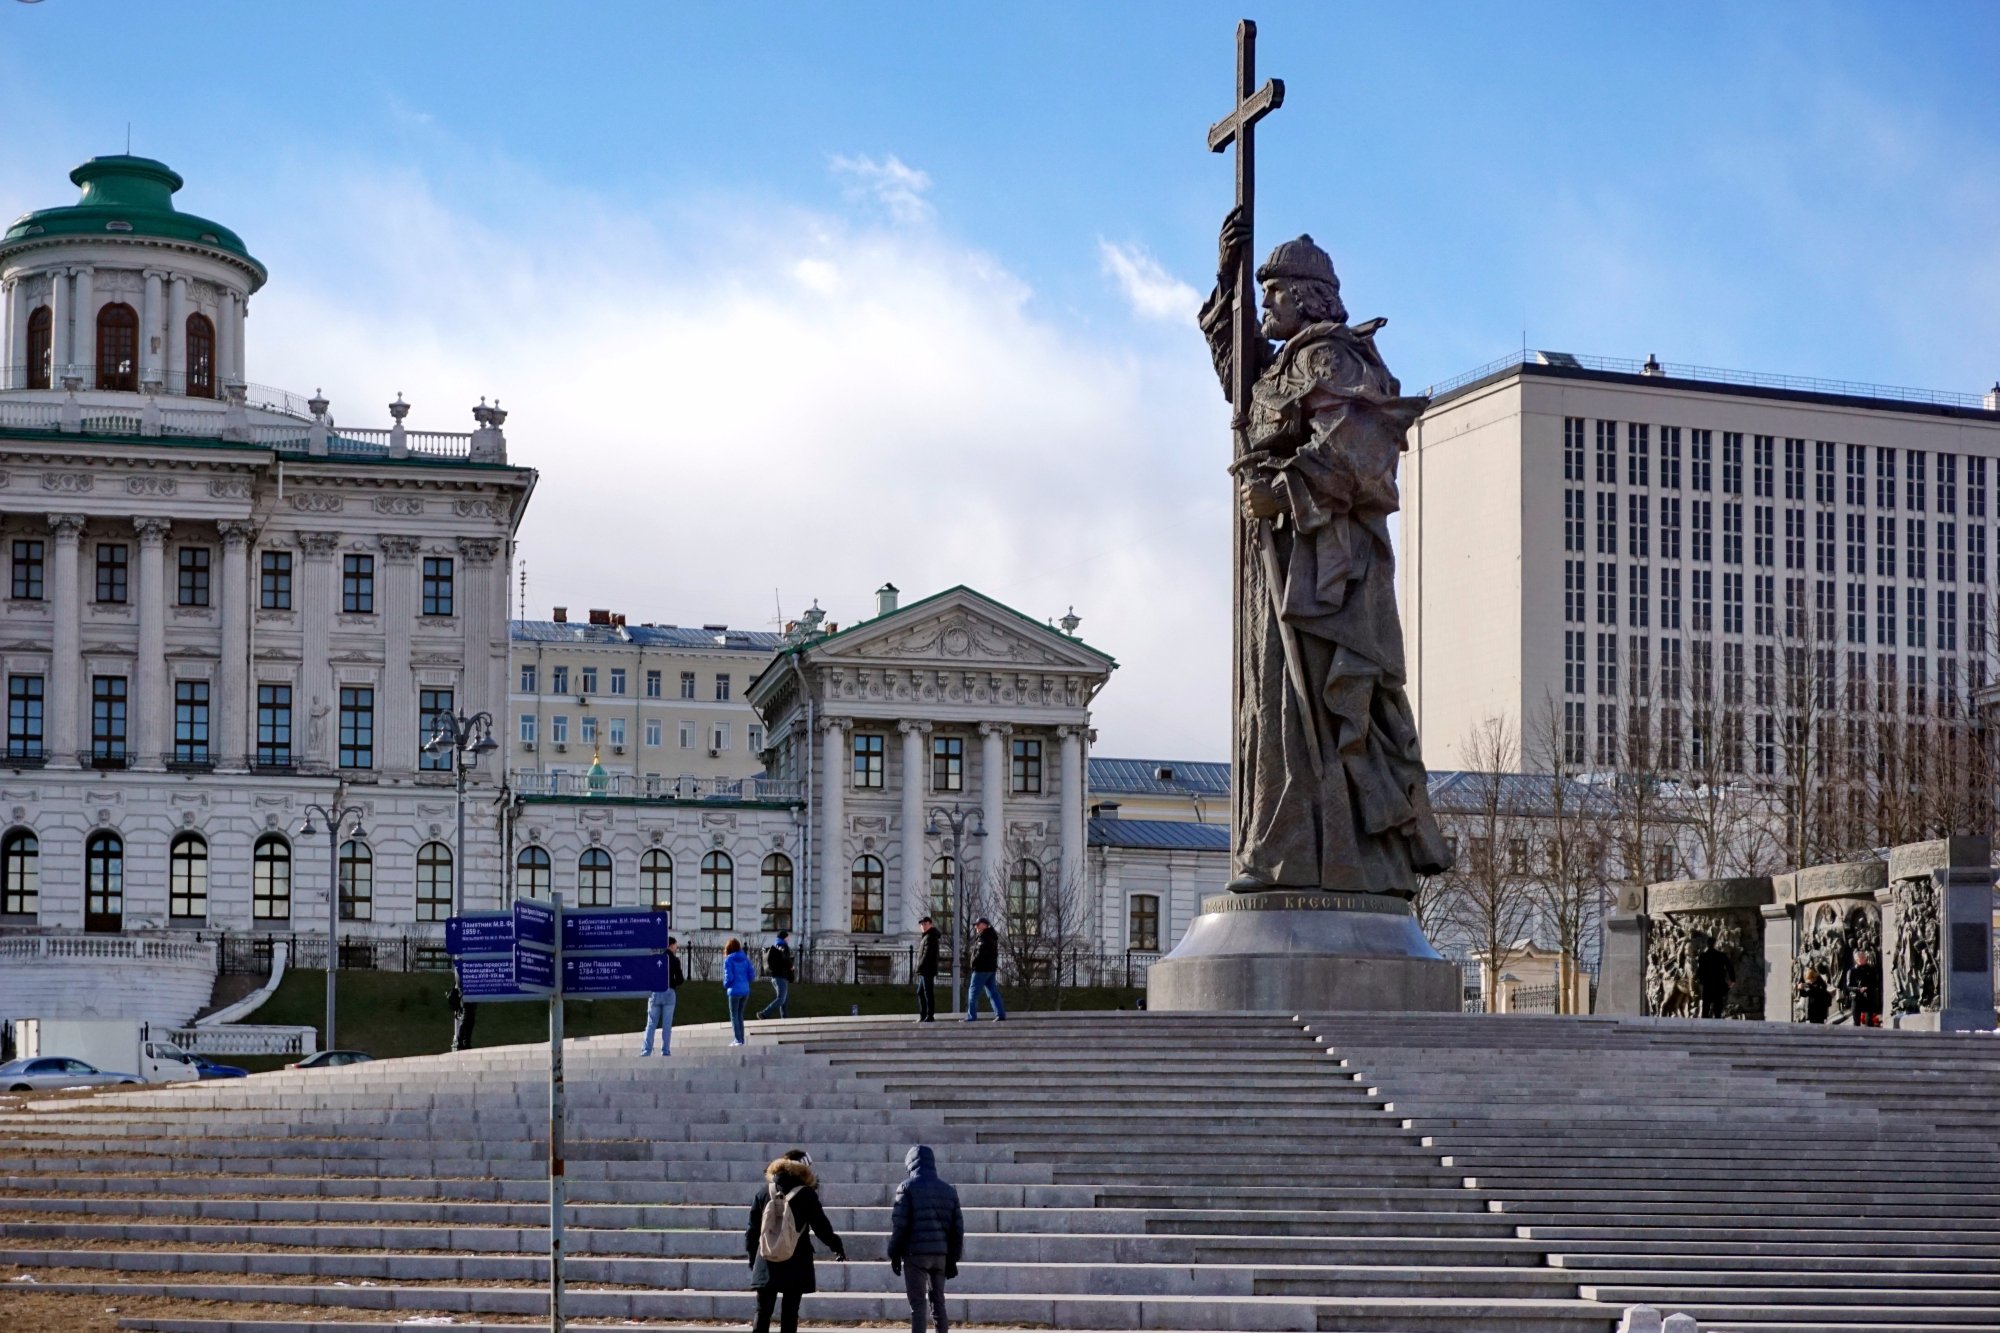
[421, 710, 499, 917]
[924, 804, 986, 1011]
[298, 797, 368, 1052]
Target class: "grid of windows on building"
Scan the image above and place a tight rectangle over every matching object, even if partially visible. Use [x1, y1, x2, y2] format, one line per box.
[168, 833, 207, 919]
[95, 543, 128, 603]
[679, 671, 696, 699]
[516, 846, 551, 898]
[645, 669, 662, 698]
[418, 689, 454, 770]
[715, 673, 732, 701]
[7, 675, 43, 759]
[1128, 893, 1160, 951]
[421, 557, 454, 616]
[581, 668, 597, 695]
[641, 850, 671, 910]
[644, 718, 661, 747]
[699, 851, 733, 929]
[851, 854, 884, 933]
[176, 546, 210, 606]
[339, 687, 374, 769]
[853, 733, 884, 788]
[520, 713, 537, 745]
[256, 684, 292, 766]
[2, 829, 39, 917]
[609, 668, 626, 696]
[11, 540, 44, 599]
[577, 848, 613, 907]
[91, 676, 127, 763]
[520, 664, 537, 692]
[252, 835, 290, 919]
[259, 550, 292, 609]
[416, 842, 452, 922]
[1008, 859, 1043, 936]
[84, 832, 121, 930]
[550, 666, 568, 693]
[342, 555, 374, 613]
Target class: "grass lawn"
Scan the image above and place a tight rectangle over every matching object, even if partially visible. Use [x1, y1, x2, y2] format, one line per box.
[234, 968, 1142, 1071]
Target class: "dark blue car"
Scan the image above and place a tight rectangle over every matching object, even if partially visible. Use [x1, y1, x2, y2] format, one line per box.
[190, 1054, 248, 1080]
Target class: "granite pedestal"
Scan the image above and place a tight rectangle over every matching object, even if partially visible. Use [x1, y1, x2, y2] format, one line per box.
[1147, 890, 1460, 1012]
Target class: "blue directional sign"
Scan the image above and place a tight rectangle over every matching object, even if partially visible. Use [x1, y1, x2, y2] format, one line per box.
[562, 909, 668, 954]
[456, 955, 538, 1001]
[514, 897, 556, 949]
[446, 913, 514, 958]
[562, 953, 667, 998]
[514, 941, 556, 992]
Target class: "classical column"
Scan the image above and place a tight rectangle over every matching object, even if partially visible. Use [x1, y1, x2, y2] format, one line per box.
[818, 716, 849, 935]
[140, 270, 165, 388]
[898, 719, 931, 934]
[217, 521, 252, 770]
[978, 722, 1010, 897]
[165, 276, 187, 392]
[297, 533, 341, 772]
[379, 537, 419, 778]
[1058, 724, 1085, 891]
[457, 537, 505, 781]
[71, 267, 93, 385]
[49, 269, 71, 379]
[1, 278, 14, 388]
[226, 291, 246, 382]
[134, 519, 171, 771]
[46, 515, 85, 768]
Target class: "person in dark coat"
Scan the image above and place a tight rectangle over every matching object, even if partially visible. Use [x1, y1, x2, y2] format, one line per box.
[964, 918, 1005, 1022]
[888, 1144, 963, 1333]
[914, 916, 940, 1023]
[745, 1149, 845, 1333]
[1845, 950, 1882, 1026]
[1796, 967, 1832, 1024]
[447, 980, 475, 1052]
[1694, 938, 1735, 1019]
[758, 930, 794, 1020]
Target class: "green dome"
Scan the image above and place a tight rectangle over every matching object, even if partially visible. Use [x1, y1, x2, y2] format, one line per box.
[0, 156, 266, 290]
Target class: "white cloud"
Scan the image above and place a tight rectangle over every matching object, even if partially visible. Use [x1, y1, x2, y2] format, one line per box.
[1097, 239, 1201, 324]
[827, 153, 935, 224]
[229, 155, 1232, 759]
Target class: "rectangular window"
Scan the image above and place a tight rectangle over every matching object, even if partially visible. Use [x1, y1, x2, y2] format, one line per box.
[421, 556, 454, 616]
[852, 733, 884, 788]
[1628, 563, 1649, 627]
[678, 721, 694, 748]
[256, 684, 292, 766]
[1908, 654, 1928, 714]
[1661, 566, 1682, 629]
[1129, 894, 1161, 952]
[1596, 562, 1617, 626]
[177, 547, 211, 607]
[1692, 500, 1712, 562]
[1564, 631, 1585, 694]
[1908, 520, 1927, 583]
[1691, 569, 1712, 632]
[520, 713, 537, 745]
[1815, 440, 1835, 504]
[1784, 508, 1805, 570]
[645, 718, 662, 747]
[581, 716, 598, 744]
[1846, 513, 1865, 575]
[1971, 523, 1988, 583]
[95, 543, 129, 604]
[1753, 505, 1774, 567]
[609, 668, 626, 695]
[172, 680, 210, 764]
[342, 555, 375, 613]
[1691, 429, 1712, 491]
[1723, 642, 1745, 706]
[1630, 633, 1652, 696]
[1815, 510, 1835, 574]
[1783, 437, 1805, 500]
[1754, 573, 1774, 638]
[748, 723, 764, 751]
[1906, 586, 1926, 648]
[1877, 516, 1897, 577]
[679, 671, 696, 699]
[552, 715, 569, 745]
[1595, 632, 1617, 696]
[338, 686, 375, 769]
[1564, 559, 1585, 623]
[1877, 447, 1897, 509]
[1722, 502, 1743, 565]
[645, 669, 662, 698]
[1939, 521, 1957, 583]
[1563, 418, 1585, 481]
[419, 688, 454, 770]
[259, 550, 292, 610]
[933, 736, 964, 791]
[1564, 489, 1584, 552]
[1661, 636, 1683, 700]
[6, 675, 44, 759]
[10, 540, 44, 600]
[1595, 420, 1617, 484]
[1011, 737, 1043, 794]
[715, 674, 731, 701]
[1906, 449, 1927, 511]
[1563, 700, 1585, 764]
[1846, 582, 1866, 644]
[1847, 443, 1866, 507]
[1939, 589, 1958, 653]
[1661, 426, 1681, 489]
[581, 667, 598, 694]
[1970, 456, 1988, 519]
[91, 676, 128, 761]
[1596, 491, 1617, 554]
[520, 664, 538, 693]
[609, 718, 626, 748]
[1723, 572, 1743, 635]
[1876, 584, 1896, 646]
[1753, 434, 1774, 498]
[1754, 643, 1775, 707]
[1939, 453, 1957, 514]
[1660, 496, 1681, 560]
[1627, 493, 1649, 557]
[1627, 423, 1649, 487]
[1595, 703, 1617, 765]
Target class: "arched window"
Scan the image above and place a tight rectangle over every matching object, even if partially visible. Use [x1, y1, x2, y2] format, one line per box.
[761, 853, 794, 932]
[640, 849, 672, 911]
[850, 854, 885, 934]
[1008, 858, 1042, 937]
[1, 829, 39, 917]
[168, 833, 208, 919]
[929, 855, 956, 934]
[416, 842, 453, 922]
[84, 831, 122, 932]
[1128, 893, 1160, 952]
[25, 307, 51, 390]
[95, 302, 138, 391]
[338, 840, 373, 922]
[184, 312, 216, 398]
[516, 846, 551, 899]
[699, 851, 733, 930]
[577, 848, 613, 907]
[252, 835, 291, 920]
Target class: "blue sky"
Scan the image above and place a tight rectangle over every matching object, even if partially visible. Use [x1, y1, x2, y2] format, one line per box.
[4, 1, 1998, 756]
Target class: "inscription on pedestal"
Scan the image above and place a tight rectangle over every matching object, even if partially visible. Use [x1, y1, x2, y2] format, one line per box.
[1200, 891, 1409, 916]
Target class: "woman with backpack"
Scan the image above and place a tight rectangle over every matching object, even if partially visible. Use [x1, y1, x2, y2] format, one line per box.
[723, 937, 755, 1047]
[746, 1148, 845, 1333]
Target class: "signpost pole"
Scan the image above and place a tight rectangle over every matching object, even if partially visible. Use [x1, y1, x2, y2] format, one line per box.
[548, 890, 566, 1333]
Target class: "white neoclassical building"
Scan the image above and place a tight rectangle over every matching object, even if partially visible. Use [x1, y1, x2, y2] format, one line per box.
[0, 155, 534, 1001]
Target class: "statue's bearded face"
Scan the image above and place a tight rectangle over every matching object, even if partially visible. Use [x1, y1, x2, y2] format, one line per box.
[1259, 280, 1308, 341]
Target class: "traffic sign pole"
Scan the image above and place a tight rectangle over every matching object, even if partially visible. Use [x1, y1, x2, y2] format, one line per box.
[548, 890, 566, 1333]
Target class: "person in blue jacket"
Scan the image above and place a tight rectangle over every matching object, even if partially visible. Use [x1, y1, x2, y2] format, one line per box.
[724, 936, 755, 1046]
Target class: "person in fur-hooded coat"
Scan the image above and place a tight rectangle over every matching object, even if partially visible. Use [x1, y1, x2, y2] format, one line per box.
[745, 1151, 845, 1333]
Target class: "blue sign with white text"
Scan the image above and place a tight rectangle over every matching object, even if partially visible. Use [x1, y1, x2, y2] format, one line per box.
[456, 955, 536, 1000]
[446, 913, 514, 957]
[514, 898, 557, 949]
[563, 953, 668, 997]
[514, 942, 556, 992]
[563, 909, 668, 954]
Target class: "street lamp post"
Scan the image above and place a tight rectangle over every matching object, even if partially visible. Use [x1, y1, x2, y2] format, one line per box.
[422, 710, 499, 916]
[925, 803, 986, 1014]
[298, 795, 368, 1052]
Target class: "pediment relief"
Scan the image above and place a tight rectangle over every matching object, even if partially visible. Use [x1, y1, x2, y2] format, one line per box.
[819, 600, 1108, 675]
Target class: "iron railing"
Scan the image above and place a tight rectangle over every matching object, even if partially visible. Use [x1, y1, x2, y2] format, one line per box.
[1426, 349, 1999, 411]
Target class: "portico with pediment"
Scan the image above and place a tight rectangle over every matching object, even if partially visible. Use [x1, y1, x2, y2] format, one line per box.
[748, 585, 1115, 947]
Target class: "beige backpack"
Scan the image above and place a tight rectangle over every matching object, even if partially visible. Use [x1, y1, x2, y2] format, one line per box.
[758, 1183, 803, 1261]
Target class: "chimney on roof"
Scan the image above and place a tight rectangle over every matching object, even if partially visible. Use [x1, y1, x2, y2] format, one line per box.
[876, 582, 899, 617]
[612, 613, 626, 628]
[1641, 354, 1664, 377]
[588, 609, 612, 626]
[552, 606, 567, 623]
[1987, 382, 2000, 412]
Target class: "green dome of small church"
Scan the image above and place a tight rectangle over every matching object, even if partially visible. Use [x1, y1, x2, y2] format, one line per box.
[1, 155, 266, 290]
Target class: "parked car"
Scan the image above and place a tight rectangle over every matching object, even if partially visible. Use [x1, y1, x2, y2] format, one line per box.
[0, 1057, 143, 1091]
[286, 1050, 373, 1070]
[190, 1055, 249, 1080]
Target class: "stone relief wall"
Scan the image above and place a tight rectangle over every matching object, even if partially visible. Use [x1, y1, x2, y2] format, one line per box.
[1794, 900, 1879, 1023]
[1644, 908, 1765, 1020]
[1891, 876, 1942, 1017]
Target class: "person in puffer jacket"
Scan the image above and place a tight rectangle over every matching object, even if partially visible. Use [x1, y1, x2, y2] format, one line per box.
[746, 1149, 844, 1333]
[886, 1143, 964, 1333]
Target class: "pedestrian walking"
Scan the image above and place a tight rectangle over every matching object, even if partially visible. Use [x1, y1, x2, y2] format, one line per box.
[724, 937, 754, 1046]
[447, 979, 476, 1052]
[640, 935, 685, 1056]
[1694, 936, 1735, 1019]
[914, 915, 940, 1023]
[964, 917, 1005, 1022]
[746, 1148, 845, 1333]
[758, 929, 795, 1020]
[888, 1144, 963, 1333]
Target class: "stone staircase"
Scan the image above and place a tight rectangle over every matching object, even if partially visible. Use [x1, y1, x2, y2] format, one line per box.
[0, 1010, 1993, 1332]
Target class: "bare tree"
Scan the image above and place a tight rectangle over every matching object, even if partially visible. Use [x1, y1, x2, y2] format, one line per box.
[1439, 714, 1541, 1011]
[1526, 693, 1610, 1014]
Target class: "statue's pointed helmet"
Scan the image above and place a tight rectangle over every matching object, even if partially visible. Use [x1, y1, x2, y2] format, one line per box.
[1255, 234, 1337, 286]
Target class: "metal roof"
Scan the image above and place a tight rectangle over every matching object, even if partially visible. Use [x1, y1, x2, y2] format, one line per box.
[1087, 757, 1230, 798]
[1087, 816, 1230, 852]
[511, 621, 782, 652]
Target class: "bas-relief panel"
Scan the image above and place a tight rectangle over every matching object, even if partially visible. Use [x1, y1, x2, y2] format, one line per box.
[820, 666, 1088, 711]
